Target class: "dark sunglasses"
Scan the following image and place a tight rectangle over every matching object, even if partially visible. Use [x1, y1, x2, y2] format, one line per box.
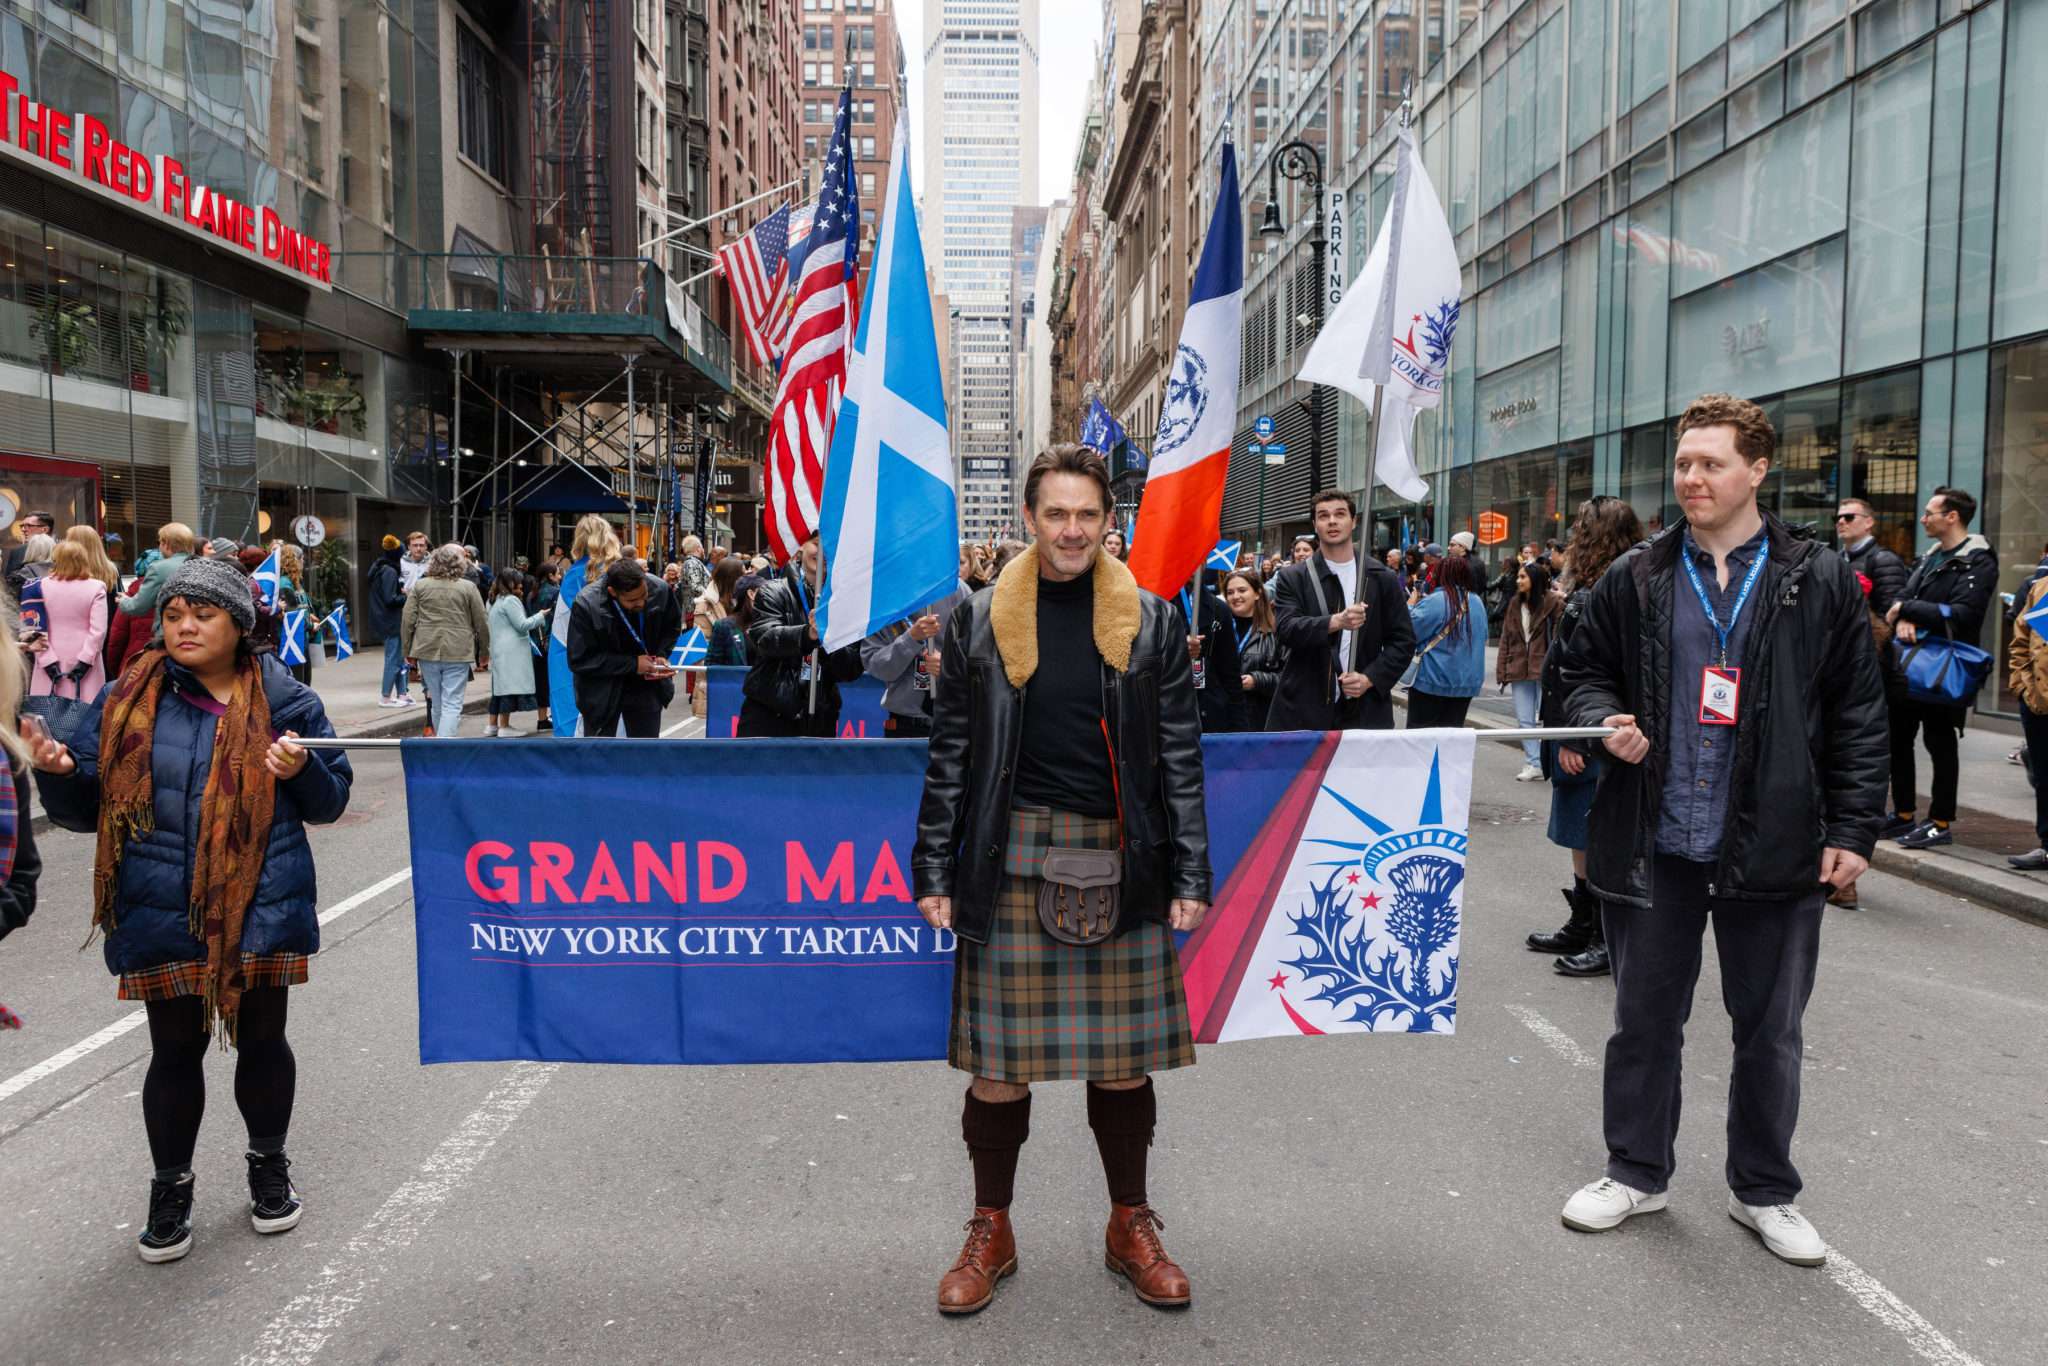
[1834, 512, 1861, 521]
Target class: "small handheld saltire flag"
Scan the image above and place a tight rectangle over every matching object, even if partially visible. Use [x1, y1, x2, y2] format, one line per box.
[1299, 121, 1460, 503]
[670, 627, 708, 668]
[1206, 539, 1242, 573]
[816, 114, 957, 654]
[1127, 141, 1243, 599]
[1079, 395, 1127, 455]
[278, 608, 308, 666]
[326, 602, 355, 661]
[251, 546, 282, 608]
[2023, 585, 2048, 641]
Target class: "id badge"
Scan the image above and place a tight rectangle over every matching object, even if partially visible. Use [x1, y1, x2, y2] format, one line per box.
[799, 659, 815, 684]
[1700, 666, 1740, 725]
[1191, 657, 1207, 691]
[913, 654, 932, 692]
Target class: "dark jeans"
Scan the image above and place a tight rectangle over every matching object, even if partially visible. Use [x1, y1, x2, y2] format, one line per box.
[583, 682, 665, 738]
[736, 700, 839, 738]
[1602, 855, 1824, 1205]
[1406, 689, 1473, 729]
[1891, 699, 1962, 822]
[2022, 703, 2048, 847]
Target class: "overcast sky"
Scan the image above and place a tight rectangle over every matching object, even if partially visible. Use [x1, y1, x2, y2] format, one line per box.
[898, 0, 1098, 205]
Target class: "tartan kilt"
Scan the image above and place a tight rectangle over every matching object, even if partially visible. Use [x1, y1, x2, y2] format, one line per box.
[948, 806, 1195, 1083]
[118, 952, 309, 1002]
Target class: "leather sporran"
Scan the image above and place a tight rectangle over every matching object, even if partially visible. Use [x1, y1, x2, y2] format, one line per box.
[1036, 847, 1123, 946]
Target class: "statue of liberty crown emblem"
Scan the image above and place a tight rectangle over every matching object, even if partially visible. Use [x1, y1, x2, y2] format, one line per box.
[1387, 298, 1461, 396]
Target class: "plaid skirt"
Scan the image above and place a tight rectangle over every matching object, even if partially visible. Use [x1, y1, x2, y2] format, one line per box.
[949, 807, 1195, 1083]
[118, 953, 309, 1002]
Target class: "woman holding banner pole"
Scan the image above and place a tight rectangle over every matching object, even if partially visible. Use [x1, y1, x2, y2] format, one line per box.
[24, 556, 353, 1264]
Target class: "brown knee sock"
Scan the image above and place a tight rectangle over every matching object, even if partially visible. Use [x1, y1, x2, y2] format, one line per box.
[961, 1089, 1031, 1210]
[1086, 1078, 1156, 1207]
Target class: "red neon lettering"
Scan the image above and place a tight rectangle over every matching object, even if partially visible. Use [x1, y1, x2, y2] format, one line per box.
[528, 842, 576, 903]
[861, 842, 910, 904]
[262, 206, 282, 258]
[787, 841, 854, 904]
[697, 843, 746, 903]
[579, 844, 629, 903]
[314, 240, 331, 283]
[464, 841, 518, 904]
[160, 158, 187, 218]
[238, 202, 256, 250]
[79, 115, 112, 187]
[632, 842, 689, 902]
[0, 73, 16, 140]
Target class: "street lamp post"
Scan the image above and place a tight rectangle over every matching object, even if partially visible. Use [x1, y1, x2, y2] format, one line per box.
[1258, 140, 1327, 500]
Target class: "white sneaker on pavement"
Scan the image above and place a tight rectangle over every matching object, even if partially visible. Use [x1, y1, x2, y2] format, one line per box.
[1515, 764, 1543, 782]
[1727, 1194, 1827, 1266]
[1561, 1177, 1667, 1232]
[378, 696, 403, 708]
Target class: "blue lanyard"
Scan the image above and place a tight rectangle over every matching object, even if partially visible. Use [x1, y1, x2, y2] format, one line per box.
[793, 570, 812, 620]
[1233, 619, 1252, 654]
[1679, 535, 1767, 668]
[1177, 588, 1195, 629]
[618, 606, 649, 653]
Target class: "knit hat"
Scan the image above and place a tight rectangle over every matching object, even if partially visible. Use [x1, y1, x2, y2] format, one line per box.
[1449, 530, 1477, 551]
[207, 536, 240, 559]
[162, 556, 257, 634]
[382, 533, 402, 550]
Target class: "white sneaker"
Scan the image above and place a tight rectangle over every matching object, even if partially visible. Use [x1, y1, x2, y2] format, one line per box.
[484, 725, 500, 737]
[1561, 1177, 1668, 1232]
[377, 697, 402, 708]
[1515, 764, 1544, 782]
[1728, 1194, 1827, 1266]
[398, 695, 418, 707]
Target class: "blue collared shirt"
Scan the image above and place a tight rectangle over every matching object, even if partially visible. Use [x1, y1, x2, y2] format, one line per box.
[1656, 524, 1769, 862]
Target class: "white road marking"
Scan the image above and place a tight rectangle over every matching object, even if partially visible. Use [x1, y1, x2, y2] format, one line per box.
[0, 868, 413, 1106]
[1503, 1003, 1599, 1070]
[1823, 1249, 1989, 1366]
[660, 716, 705, 738]
[1506, 1006, 1986, 1363]
[238, 1062, 559, 1366]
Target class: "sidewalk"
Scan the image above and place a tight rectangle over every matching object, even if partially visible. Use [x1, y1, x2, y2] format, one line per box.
[1466, 641, 2047, 926]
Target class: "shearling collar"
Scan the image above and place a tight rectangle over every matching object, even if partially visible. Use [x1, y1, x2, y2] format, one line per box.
[990, 544, 1141, 688]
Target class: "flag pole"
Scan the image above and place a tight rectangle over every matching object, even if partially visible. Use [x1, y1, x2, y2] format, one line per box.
[1360, 85, 1416, 589]
[808, 54, 859, 720]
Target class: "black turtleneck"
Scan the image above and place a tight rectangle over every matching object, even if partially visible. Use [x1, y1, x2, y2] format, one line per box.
[1012, 571, 1118, 820]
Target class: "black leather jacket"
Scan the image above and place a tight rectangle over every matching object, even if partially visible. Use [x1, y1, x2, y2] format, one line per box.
[742, 566, 864, 718]
[913, 585, 1212, 945]
[1558, 515, 1888, 908]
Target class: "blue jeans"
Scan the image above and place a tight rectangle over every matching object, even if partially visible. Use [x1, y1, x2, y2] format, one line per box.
[1510, 680, 1542, 764]
[381, 634, 408, 697]
[418, 660, 470, 737]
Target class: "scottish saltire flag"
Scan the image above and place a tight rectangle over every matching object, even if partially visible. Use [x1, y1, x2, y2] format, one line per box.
[326, 602, 355, 660]
[1180, 729, 1474, 1039]
[1080, 395, 1127, 455]
[1128, 142, 1243, 598]
[251, 546, 282, 608]
[278, 608, 308, 667]
[1206, 539, 1241, 572]
[548, 556, 590, 737]
[2023, 587, 2048, 641]
[816, 114, 957, 653]
[670, 627, 707, 668]
[1300, 122, 1461, 502]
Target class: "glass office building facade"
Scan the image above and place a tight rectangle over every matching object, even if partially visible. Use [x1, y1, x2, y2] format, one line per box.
[1213, 0, 2048, 712]
[0, 0, 448, 611]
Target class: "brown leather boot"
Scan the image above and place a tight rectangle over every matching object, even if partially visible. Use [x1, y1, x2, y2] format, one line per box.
[1104, 1203, 1191, 1308]
[937, 1208, 1016, 1315]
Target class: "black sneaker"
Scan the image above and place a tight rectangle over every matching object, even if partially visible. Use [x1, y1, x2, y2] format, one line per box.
[246, 1151, 303, 1234]
[139, 1174, 195, 1263]
[1877, 814, 1917, 840]
[1896, 821, 1954, 850]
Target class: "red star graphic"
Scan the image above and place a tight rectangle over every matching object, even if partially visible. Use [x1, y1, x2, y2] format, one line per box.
[1346, 870, 1362, 885]
[1266, 971, 1288, 991]
[1359, 891, 1382, 910]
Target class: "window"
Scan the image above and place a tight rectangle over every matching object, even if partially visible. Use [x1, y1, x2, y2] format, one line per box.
[861, 135, 875, 157]
[457, 23, 508, 182]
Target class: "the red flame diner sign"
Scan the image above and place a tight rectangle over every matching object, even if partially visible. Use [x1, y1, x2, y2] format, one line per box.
[0, 76, 333, 291]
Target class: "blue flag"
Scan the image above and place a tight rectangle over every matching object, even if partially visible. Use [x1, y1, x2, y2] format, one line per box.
[548, 557, 590, 737]
[1080, 395, 1127, 455]
[278, 608, 308, 666]
[251, 546, 282, 608]
[2023, 588, 2048, 641]
[670, 627, 707, 668]
[1206, 539, 1242, 572]
[816, 116, 957, 653]
[326, 601, 355, 661]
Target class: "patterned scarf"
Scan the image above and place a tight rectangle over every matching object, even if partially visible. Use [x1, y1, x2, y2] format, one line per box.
[92, 648, 277, 1043]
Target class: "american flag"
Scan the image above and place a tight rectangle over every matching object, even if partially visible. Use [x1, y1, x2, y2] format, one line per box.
[716, 201, 792, 366]
[764, 89, 859, 564]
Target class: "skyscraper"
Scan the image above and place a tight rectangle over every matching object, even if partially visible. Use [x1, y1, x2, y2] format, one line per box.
[921, 0, 1040, 540]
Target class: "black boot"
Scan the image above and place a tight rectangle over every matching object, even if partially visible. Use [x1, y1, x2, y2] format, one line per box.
[1527, 886, 1596, 954]
[1555, 914, 1610, 976]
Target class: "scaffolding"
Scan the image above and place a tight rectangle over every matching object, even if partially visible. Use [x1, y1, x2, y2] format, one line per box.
[528, 0, 612, 264]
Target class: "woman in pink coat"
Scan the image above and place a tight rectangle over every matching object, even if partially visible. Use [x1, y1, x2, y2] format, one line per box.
[26, 539, 110, 701]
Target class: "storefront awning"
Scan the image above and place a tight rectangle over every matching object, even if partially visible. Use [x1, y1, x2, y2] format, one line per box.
[509, 464, 628, 513]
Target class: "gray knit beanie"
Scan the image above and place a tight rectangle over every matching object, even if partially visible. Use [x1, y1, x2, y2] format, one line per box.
[162, 555, 257, 634]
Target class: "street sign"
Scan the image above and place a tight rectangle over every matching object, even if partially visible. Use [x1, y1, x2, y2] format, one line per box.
[1254, 414, 1275, 439]
[1264, 450, 1286, 466]
[292, 514, 327, 548]
[1248, 440, 1263, 457]
[1262, 442, 1287, 457]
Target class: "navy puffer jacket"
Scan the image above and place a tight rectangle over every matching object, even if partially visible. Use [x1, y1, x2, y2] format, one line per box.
[37, 654, 354, 974]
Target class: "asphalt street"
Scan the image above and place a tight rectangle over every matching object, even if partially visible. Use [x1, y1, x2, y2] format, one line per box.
[1, 702, 2042, 1366]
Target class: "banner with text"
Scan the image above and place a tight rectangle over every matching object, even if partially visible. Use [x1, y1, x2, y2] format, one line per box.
[404, 729, 1474, 1065]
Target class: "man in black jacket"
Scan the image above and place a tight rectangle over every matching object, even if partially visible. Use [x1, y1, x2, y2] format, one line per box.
[1266, 490, 1415, 731]
[1885, 486, 1999, 849]
[1181, 584, 1248, 732]
[737, 535, 863, 737]
[1556, 393, 1886, 1268]
[914, 443, 1209, 1315]
[566, 558, 683, 737]
[366, 537, 410, 706]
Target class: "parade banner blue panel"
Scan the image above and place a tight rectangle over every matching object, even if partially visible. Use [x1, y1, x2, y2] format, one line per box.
[403, 730, 1473, 1065]
[701, 665, 891, 737]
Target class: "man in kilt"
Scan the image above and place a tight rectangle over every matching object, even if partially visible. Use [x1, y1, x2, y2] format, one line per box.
[914, 443, 1212, 1315]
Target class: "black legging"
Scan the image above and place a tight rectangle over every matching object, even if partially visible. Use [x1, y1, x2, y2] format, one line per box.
[142, 987, 296, 1177]
[1891, 699, 1962, 823]
[1407, 689, 1474, 730]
